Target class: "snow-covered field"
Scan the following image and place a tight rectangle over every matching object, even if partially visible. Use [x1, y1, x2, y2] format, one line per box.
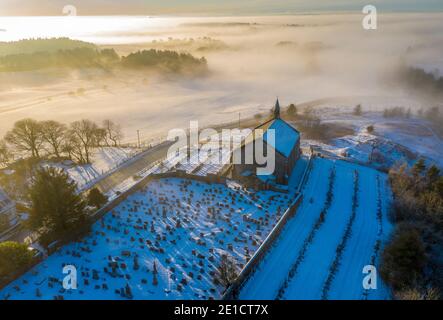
[0, 177, 293, 300]
[239, 157, 393, 300]
[44, 147, 138, 190]
[296, 102, 443, 169]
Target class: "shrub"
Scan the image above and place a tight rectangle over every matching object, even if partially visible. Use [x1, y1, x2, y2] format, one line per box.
[0, 241, 34, 281]
[395, 287, 440, 300]
[380, 226, 426, 290]
[87, 188, 108, 209]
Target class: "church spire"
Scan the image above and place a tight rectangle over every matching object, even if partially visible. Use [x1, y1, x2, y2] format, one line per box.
[274, 98, 281, 119]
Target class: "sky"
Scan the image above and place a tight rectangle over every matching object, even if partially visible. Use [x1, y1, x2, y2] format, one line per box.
[1, 0, 443, 16]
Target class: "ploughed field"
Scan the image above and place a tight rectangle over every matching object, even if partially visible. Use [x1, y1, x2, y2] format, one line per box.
[239, 157, 393, 300]
[1, 178, 293, 300]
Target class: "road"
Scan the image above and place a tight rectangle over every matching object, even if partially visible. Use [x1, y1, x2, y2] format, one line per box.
[93, 140, 175, 194]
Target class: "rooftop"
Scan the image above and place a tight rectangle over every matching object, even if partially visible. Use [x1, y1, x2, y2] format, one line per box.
[261, 118, 300, 158]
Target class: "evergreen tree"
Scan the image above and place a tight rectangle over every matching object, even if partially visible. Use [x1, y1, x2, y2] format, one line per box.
[435, 176, 443, 197]
[287, 103, 297, 117]
[412, 159, 426, 177]
[353, 104, 362, 116]
[29, 167, 87, 245]
[426, 165, 440, 186]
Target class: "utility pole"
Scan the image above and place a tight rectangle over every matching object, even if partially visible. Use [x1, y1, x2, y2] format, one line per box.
[137, 130, 141, 149]
[238, 112, 241, 128]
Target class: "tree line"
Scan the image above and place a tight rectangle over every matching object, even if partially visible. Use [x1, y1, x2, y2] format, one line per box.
[0, 118, 123, 165]
[0, 37, 96, 57]
[0, 46, 208, 74]
[120, 49, 208, 74]
[380, 159, 443, 299]
[0, 47, 119, 72]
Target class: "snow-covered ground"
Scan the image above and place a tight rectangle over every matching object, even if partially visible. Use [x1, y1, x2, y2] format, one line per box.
[239, 157, 393, 300]
[295, 103, 443, 169]
[43, 147, 139, 190]
[0, 177, 293, 300]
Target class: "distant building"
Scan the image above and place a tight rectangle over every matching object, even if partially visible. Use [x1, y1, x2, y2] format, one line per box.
[0, 187, 17, 233]
[231, 99, 301, 185]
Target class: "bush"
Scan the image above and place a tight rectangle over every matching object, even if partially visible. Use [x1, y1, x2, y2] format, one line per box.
[0, 241, 34, 280]
[380, 226, 426, 290]
[395, 287, 440, 300]
[87, 188, 108, 209]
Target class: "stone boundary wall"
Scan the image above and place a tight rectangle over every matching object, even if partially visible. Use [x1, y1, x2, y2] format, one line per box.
[222, 193, 303, 300]
[222, 154, 315, 300]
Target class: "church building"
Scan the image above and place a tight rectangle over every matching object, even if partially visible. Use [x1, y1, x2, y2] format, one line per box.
[231, 99, 301, 185]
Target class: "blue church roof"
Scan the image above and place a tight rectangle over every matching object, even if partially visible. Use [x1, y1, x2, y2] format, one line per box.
[262, 118, 300, 158]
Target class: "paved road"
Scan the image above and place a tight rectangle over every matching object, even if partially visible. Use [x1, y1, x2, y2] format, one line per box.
[93, 140, 175, 194]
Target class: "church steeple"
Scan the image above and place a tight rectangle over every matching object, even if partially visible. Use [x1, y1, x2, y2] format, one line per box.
[274, 98, 281, 119]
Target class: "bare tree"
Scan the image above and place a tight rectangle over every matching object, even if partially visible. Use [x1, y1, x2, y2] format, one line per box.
[5, 118, 44, 158]
[41, 120, 66, 159]
[0, 139, 11, 167]
[93, 127, 107, 147]
[69, 120, 99, 163]
[63, 132, 84, 163]
[102, 120, 123, 147]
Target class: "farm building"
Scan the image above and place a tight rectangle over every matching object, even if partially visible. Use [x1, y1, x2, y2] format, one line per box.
[231, 99, 301, 185]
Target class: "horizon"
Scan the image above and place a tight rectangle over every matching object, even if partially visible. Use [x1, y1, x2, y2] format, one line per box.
[1, 0, 443, 16]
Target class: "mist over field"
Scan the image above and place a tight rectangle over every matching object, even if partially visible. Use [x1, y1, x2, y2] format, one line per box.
[1, 8, 443, 303]
[1, 13, 442, 143]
